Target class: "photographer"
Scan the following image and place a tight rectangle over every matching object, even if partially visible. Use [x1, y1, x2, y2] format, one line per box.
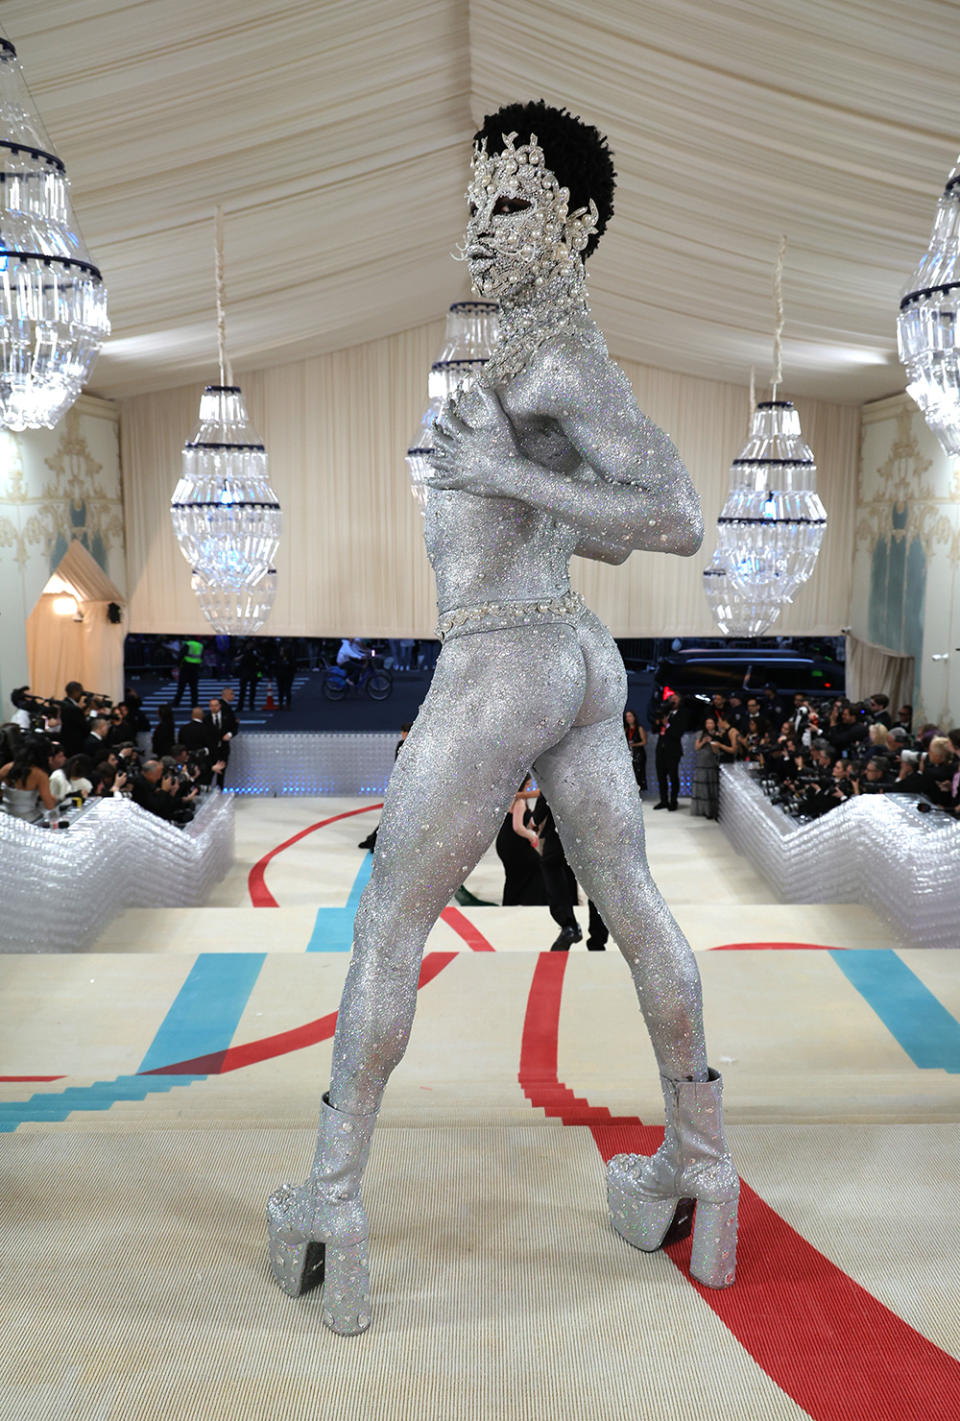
[850, 755, 893, 795]
[131, 758, 198, 824]
[827, 703, 868, 756]
[59, 682, 88, 756]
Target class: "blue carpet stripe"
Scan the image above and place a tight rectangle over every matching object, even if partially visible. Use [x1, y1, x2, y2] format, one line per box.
[138, 953, 266, 1073]
[830, 949, 960, 1072]
[0, 1075, 204, 1133]
[307, 854, 373, 953]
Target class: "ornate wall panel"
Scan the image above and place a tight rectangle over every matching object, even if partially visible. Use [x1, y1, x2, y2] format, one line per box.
[855, 395, 960, 726]
[0, 397, 123, 712]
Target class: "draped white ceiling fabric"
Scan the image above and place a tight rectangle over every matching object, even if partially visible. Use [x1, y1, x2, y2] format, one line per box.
[4, 0, 959, 403]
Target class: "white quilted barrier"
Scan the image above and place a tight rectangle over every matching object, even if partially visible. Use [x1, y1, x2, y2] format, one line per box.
[0, 792, 234, 953]
[227, 732, 398, 797]
[720, 764, 960, 948]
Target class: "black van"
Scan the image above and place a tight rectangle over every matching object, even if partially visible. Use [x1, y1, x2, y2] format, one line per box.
[651, 646, 844, 713]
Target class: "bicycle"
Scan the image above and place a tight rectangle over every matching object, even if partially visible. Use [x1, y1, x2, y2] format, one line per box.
[321, 654, 393, 701]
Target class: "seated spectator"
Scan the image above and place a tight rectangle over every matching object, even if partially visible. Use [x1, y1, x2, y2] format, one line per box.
[0, 740, 58, 822]
[50, 753, 94, 802]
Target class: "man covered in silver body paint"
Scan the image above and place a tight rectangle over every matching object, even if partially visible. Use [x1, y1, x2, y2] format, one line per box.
[267, 101, 739, 1334]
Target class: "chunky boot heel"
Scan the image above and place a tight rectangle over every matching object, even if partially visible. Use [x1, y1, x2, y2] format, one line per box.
[322, 1241, 372, 1335]
[266, 1093, 378, 1334]
[690, 1198, 738, 1289]
[606, 1069, 739, 1286]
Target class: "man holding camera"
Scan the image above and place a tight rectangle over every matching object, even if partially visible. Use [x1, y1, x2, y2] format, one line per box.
[131, 758, 199, 823]
[60, 682, 89, 756]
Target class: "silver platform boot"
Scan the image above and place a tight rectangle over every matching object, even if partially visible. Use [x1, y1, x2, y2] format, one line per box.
[607, 1068, 739, 1288]
[267, 1092, 378, 1335]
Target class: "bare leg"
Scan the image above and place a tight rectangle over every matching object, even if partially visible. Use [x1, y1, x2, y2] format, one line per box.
[534, 715, 708, 1080]
[330, 622, 586, 1113]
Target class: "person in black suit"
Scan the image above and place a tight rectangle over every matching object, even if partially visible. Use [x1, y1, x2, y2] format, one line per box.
[82, 716, 113, 766]
[653, 693, 686, 811]
[204, 695, 236, 786]
[179, 706, 214, 756]
[59, 682, 88, 757]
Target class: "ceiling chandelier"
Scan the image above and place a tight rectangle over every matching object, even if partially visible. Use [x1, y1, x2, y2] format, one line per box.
[0, 38, 109, 430]
[406, 300, 499, 507]
[897, 154, 960, 455]
[170, 209, 281, 634]
[706, 238, 826, 635]
[190, 566, 277, 636]
[702, 555, 783, 637]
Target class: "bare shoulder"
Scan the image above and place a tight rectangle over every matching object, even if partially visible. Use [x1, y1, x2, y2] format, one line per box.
[518, 321, 637, 420]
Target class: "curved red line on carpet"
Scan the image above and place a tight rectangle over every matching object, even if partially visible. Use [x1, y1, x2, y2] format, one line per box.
[248, 804, 383, 907]
[0, 1075, 66, 1082]
[440, 904, 495, 952]
[248, 804, 495, 954]
[145, 950, 458, 1075]
[518, 952, 960, 1420]
[709, 942, 848, 951]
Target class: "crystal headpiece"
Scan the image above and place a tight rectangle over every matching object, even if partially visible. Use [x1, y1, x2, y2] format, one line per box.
[467, 131, 599, 258]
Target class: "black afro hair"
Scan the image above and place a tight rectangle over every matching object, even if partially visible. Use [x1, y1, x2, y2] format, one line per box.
[474, 100, 616, 259]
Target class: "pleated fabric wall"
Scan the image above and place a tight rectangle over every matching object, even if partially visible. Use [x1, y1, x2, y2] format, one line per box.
[120, 323, 859, 638]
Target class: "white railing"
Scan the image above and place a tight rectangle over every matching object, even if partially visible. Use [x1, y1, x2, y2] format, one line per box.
[0, 792, 234, 953]
[720, 764, 960, 948]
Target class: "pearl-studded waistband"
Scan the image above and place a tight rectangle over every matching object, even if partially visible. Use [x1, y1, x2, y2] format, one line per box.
[436, 589, 585, 643]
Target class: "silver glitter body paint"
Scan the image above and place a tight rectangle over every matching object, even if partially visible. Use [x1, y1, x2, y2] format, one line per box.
[269, 124, 738, 1324]
[330, 180, 709, 1112]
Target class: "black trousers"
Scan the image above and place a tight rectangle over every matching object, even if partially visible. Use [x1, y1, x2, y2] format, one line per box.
[655, 742, 681, 806]
[540, 849, 577, 929]
[277, 673, 295, 708]
[238, 675, 257, 710]
[173, 663, 200, 707]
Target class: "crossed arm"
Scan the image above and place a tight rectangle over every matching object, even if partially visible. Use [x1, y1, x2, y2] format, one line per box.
[426, 335, 703, 565]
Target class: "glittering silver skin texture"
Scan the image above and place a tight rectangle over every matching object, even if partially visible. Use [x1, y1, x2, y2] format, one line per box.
[270, 130, 738, 1326]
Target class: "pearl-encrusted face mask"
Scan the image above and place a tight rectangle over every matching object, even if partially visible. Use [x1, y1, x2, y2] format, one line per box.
[460, 131, 599, 299]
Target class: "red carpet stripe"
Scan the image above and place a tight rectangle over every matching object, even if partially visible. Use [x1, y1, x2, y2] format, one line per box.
[440, 905, 495, 952]
[247, 804, 383, 907]
[0, 1075, 66, 1082]
[709, 941, 849, 951]
[518, 952, 960, 1421]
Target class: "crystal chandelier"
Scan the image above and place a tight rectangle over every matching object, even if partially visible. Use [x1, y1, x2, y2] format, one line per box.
[0, 38, 109, 430]
[406, 300, 499, 507]
[170, 209, 281, 632]
[190, 566, 277, 636]
[897, 155, 960, 455]
[702, 556, 782, 637]
[705, 239, 825, 635]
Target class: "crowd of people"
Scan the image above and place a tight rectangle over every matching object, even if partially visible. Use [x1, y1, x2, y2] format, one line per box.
[0, 679, 238, 828]
[650, 683, 960, 824]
